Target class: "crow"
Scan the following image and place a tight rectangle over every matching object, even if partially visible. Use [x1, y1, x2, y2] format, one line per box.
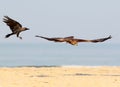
[3, 16, 29, 39]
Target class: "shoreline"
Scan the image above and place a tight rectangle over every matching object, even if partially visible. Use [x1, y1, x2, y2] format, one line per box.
[0, 66, 120, 87]
[0, 65, 119, 68]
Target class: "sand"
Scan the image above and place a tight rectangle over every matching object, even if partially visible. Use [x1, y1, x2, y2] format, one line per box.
[0, 66, 120, 87]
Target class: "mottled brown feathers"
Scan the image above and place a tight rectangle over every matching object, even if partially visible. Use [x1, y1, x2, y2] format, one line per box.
[3, 16, 29, 39]
[35, 35, 112, 45]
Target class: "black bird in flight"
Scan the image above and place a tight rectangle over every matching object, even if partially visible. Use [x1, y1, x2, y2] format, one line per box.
[3, 16, 29, 39]
[35, 35, 112, 46]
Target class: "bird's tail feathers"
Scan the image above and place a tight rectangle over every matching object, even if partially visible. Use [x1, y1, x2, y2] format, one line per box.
[5, 33, 14, 38]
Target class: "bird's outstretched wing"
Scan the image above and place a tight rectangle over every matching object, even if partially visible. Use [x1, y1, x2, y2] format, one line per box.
[3, 16, 22, 32]
[90, 35, 112, 43]
[76, 35, 112, 43]
[35, 35, 66, 42]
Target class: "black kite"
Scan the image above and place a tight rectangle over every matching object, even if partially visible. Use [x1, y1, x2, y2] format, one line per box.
[35, 35, 112, 45]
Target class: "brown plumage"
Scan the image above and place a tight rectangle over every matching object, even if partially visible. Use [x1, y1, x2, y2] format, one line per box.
[3, 16, 29, 39]
[35, 35, 112, 45]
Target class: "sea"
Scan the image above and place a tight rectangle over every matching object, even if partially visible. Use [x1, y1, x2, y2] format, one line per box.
[0, 43, 119, 67]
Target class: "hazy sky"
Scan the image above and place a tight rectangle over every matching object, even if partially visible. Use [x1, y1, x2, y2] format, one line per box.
[0, 0, 120, 44]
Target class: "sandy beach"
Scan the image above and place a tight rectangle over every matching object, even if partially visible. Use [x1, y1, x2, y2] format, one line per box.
[0, 66, 120, 87]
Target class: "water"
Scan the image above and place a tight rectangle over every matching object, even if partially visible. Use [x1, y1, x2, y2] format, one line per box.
[0, 43, 119, 67]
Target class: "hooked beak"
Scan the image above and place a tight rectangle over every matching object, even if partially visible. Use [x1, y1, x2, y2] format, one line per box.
[25, 28, 30, 30]
[26, 28, 29, 30]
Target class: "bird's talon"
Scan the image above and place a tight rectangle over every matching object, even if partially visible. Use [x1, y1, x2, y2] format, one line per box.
[19, 37, 22, 39]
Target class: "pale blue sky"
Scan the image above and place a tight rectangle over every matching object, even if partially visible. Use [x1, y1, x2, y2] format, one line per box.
[0, 0, 120, 44]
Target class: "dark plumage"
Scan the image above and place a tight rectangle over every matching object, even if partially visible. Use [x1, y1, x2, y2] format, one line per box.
[35, 35, 112, 45]
[3, 16, 29, 39]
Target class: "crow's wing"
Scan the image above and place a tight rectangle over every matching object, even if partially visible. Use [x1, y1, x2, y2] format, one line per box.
[3, 16, 22, 32]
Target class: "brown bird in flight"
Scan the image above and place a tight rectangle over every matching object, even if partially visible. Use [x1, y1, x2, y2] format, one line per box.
[3, 16, 29, 39]
[35, 35, 112, 45]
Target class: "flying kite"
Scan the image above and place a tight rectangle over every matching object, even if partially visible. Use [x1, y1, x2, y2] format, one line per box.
[35, 35, 112, 45]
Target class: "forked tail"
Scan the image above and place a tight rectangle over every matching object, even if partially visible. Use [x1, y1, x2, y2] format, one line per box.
[5, 33, 14, 38]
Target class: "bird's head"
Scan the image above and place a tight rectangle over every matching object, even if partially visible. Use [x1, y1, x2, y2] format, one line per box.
[66, 40, 78, 46]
